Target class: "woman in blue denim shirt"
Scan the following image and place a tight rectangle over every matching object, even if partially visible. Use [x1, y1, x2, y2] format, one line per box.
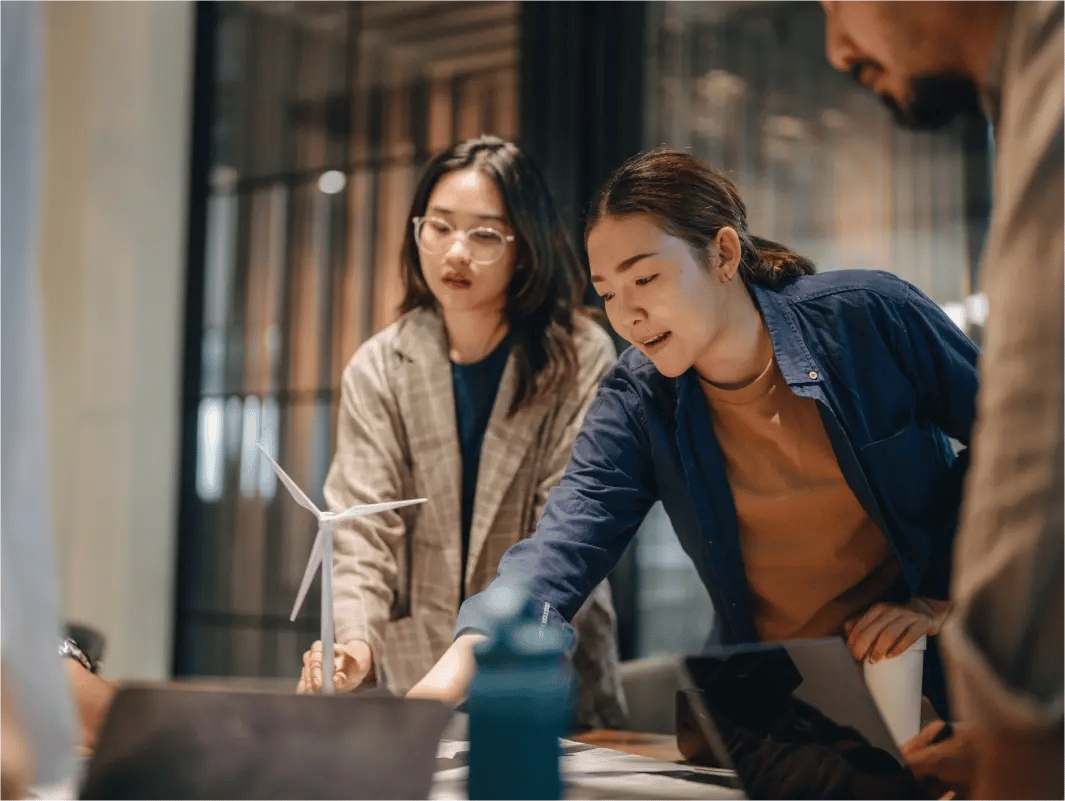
[410, 150, 979, 716]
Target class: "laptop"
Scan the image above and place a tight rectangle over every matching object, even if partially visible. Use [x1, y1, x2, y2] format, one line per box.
[79, 683, 452, 799]
[674, 637, 936, 800]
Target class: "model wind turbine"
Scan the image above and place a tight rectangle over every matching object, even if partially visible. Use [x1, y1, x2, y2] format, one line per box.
[257, 443, 426, 693]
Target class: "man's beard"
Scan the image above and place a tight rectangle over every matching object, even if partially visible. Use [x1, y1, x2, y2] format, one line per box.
[879, 73, 983, 130]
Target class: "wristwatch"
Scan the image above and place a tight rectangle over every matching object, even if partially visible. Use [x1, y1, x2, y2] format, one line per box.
[59, 637, 95, 673]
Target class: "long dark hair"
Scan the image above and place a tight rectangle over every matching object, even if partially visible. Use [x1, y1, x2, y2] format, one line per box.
[586, 149, 816, 286]
[400, 136, 590, 415]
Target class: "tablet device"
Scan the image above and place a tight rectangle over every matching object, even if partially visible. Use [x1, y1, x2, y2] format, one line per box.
[677, 638, 933, 799]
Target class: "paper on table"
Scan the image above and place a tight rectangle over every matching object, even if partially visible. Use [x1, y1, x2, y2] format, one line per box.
[430, 739, 742, 801]
[437, 741, 468, 760]
[257, 443, 426, 693]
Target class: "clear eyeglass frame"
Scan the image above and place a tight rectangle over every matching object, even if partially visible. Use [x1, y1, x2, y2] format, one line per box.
[412, 215, 515, 265]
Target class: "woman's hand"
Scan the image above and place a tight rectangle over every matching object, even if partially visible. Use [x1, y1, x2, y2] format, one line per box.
[297, 639, 373, 693]
[908, 720, 1065, 800]
[406, 633, 486, 705]
[1, 664, 32, 800]
[901, 720, 976, 799]
[66, 659, 116, 751]
[844, 597, 950, 663]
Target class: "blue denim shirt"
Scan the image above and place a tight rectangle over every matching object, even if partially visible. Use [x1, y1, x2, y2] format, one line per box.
[456, 270, 979, 650]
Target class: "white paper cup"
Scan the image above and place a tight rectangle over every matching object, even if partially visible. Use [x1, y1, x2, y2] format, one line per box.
[861, 635, 926, 747]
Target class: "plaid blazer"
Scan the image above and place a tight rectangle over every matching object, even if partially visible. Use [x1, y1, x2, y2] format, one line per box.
[325, 308, 628, 727]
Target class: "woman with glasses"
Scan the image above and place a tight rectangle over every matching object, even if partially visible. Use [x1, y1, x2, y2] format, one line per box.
[410, 149, 980, 721]
[295, 136, 628, 728]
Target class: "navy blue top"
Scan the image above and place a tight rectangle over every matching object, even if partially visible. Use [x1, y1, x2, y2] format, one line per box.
[452, 336, 511, 595]
[457, 270, 980, 649]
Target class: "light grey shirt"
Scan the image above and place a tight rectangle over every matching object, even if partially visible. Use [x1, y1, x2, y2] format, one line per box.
[1, 0, 77, 788]
[941, 0, 1064, 734]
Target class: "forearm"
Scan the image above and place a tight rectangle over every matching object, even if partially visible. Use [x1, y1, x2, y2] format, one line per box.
[407, 633, 486, 705]
[332, 554, 394, 665]
[330, 521, 400, 660]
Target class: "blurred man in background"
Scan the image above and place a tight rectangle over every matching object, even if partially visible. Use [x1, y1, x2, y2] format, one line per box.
[2, 1, 79, 795]
[821, 2, 1063, 798]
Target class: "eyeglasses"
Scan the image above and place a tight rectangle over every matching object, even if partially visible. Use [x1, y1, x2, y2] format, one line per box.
[412, 216, 515, 265]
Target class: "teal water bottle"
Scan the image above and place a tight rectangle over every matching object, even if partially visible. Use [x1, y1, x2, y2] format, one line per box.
[466, 583, 574, 800]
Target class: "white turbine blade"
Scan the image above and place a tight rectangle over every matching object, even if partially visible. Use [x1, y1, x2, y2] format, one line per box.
[257, 443, 321, 517]
[290, 528, 325, 621]
[326, 497, 427, 524]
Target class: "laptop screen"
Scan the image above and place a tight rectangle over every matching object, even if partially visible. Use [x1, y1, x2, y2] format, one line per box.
[80, 684, 452, 800]
[679, 638, 930, 800]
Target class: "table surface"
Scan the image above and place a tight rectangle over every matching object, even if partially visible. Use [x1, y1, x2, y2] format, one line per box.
[571, 729, 685, 763]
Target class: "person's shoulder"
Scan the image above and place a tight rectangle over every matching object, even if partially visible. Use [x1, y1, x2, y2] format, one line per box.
[764, 271, 922, 326]
[1010, 1, 1063, 65]
[996, 2, 1064, 181]
[771, 269, 913, 305]
[345, 319, 398, 371]
[560, 316, 619, 406]
[767, 271, 958, 343]
[344, 309, 439, 379]
[572, 312, 614, 349]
